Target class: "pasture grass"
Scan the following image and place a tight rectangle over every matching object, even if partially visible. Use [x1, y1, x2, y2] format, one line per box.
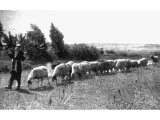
[0, 64, 160, 109]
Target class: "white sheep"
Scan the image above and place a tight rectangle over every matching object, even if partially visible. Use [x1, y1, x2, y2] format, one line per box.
[71, 61, 91, 79]
[27, 65, 52, 88]
[89, 61, 99, 75]
[51, 63, 72, 85]
[129, 60, 139, 70]
[71, 63, 81, 79]
[137, 58, 148, 67]
[115, 59, 131, 72]
[80, 61, 91, 75]
[150, 55, 159, 64]
[65, 61, 74, 79]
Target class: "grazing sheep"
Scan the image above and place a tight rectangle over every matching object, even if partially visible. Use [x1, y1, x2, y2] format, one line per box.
[100, 60, 111, 74]
[71, 61, 91, 79]
[89, 61, 99, 75]
[98, 59, 117, 74]
[51, 63, 72, 84]
[115, 59, 131, 72]
[150, 55, 159, 64]
[106, 60, 117, 73]
[80, 61, 91, 75]
[138, 58, 148, 67]
[66, 61, 74, 79]
[27, 66, 52, 88]
[97, 61, 105, 74]
[129, 60, 139, 70]
[71, 63, 83, 79]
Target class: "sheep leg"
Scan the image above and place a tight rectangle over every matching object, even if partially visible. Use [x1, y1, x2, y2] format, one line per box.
[55, 78, 58, 86]
[38, 79, 40, 88]
[52, 76, 57, 86]
[41, 78, 43, 86]
[38, 79, 39, 87]
[47, 78, 51, 86]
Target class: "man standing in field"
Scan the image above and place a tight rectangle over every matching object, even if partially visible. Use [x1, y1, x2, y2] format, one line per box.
[5, 43, 25, 91]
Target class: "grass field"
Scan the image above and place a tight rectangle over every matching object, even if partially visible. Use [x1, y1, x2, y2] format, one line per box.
[1, 63, 160, 109]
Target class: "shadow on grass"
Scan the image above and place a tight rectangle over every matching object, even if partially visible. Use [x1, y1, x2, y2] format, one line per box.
[0, 87, 33, 95]
[19, 88, 33, 94]
[144, 67, 151, 70]
[69, 75, 94, 82]
[56, 81, 74, 86]
[30, 85, 54, 92]
[123, 70, 133, 73]
[100, 72, 117, 76]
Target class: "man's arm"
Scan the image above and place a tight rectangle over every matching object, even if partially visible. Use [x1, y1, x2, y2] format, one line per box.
[11, 59, 16, 71]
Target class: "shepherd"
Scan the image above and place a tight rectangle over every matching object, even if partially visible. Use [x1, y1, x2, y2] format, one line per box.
[5, 43, 25, 91]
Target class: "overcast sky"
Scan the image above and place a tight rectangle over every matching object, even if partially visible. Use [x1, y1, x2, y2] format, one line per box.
[1, 10, 160, 44]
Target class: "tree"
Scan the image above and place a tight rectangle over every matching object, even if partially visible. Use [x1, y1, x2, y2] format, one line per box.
[26, 24, 47, 61]
[27, 24, 46, 45]
[1, 31, 18, 49]
[49, 23, 65, 59]
[0, 21, 3, 47]
[0, 21, 3, 38]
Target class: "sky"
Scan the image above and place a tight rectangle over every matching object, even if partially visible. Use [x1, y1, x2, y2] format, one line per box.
[1, 10, 160, 44]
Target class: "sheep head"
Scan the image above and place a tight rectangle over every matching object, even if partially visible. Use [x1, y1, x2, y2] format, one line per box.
[27, 80, 32, 88]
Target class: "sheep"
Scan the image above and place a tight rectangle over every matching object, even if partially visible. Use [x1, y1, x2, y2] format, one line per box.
[27, 66, 52, 88]
[97, 61, 105, 74]
[112, 59, 118, 72]
[51, 63, 72, 85]
[115, 59, 131, 72]
[105, 60, 117, 73]
[129, 60, 139, 71]
[97, 59, 117, 74]
[71, 63, 82, 79]
[137, 58, 148, 68]
[150, 55, 159, 64]
[99, 60, 111, 74]
[80, 61, 91, 75]
[66, 61, 74, 79]
[71, 61, 91, 79]
[89, 61, 99, 75]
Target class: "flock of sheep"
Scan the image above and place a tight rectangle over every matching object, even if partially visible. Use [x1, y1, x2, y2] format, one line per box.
[27, 55, 159, 88]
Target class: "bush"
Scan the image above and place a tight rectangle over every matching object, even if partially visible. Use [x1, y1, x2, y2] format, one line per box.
[46, 48, 58, 61]
[0, 60, 11, 73]
[117, 51, 128, 57]
[69, 44, 100, 61]
[0, 65, 10, 73]
[115, 51, 142, 59]
[153, 51, 160, 56]
[99, 48, 104, 54]
[105, 50, 116, 54]
[62, 44, 72, 59]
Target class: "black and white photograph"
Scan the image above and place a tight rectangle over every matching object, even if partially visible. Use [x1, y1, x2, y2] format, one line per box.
[1, 0, 160, 113]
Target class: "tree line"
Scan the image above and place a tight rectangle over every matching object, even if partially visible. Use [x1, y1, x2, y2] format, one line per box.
[0, 21, 100, 61]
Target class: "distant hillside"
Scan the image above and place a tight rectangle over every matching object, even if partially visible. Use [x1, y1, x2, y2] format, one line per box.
[87, 43, 160, 51]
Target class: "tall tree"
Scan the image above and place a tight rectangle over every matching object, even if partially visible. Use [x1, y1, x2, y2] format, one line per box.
[0, 21, 3, 47]
[49, 23, 65, 59]
[26, 24, 47, 61]
[0, 21, 3, 38]
[27, 24, 46, 45]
